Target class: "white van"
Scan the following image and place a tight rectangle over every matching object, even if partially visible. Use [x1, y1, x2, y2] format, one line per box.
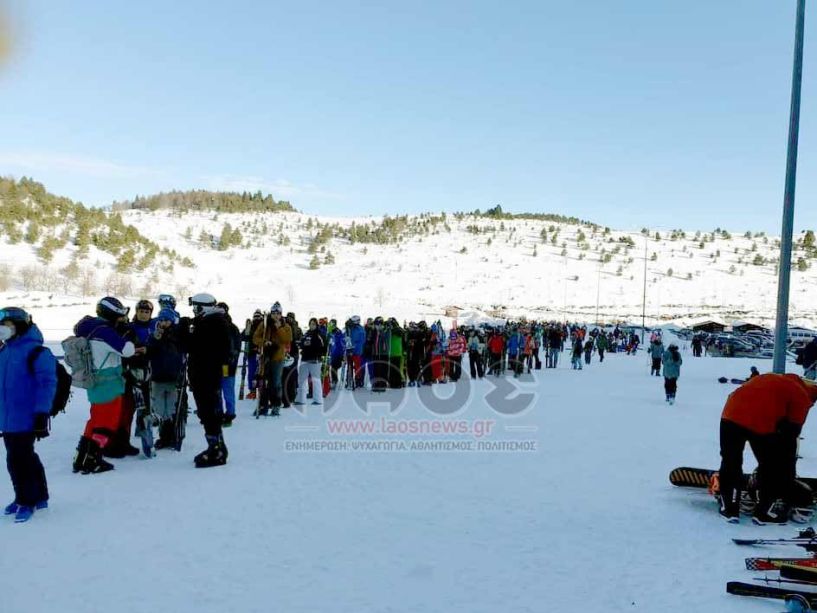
[787, 327, 817, 344]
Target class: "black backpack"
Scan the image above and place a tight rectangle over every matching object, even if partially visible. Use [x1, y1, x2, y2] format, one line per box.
[27, 346, 72, 417]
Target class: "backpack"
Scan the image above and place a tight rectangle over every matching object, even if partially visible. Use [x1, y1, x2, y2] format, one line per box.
[61, 334, 97, 389]
[27, 346, 72, 417]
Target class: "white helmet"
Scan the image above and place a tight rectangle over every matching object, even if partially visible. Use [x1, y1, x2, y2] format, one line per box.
[350, 315, 360, 324]
[189, 293, 217, 316]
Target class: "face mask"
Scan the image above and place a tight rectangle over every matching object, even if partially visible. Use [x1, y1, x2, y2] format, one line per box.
[0, 326, 14, 342]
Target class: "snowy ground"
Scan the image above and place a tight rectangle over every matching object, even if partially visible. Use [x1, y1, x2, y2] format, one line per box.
[0, 334, 810, 612]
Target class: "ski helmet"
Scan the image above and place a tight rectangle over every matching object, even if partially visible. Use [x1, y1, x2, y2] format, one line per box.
[97, 297, 129, 322]
[189, 293, 217, 316]
[157, 308, 178, 324]
[0, 307, 31, 325]
[0, 307, 32, 337]
[158, 294, 177, 309]
[350, 315, 360, 325]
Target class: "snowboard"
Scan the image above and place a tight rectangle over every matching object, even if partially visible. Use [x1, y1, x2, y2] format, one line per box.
[669, 466, 817, 492]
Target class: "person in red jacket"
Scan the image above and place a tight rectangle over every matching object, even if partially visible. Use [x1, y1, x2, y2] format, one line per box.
[718, 373, 817, 524]
[487, 331, 505, 376]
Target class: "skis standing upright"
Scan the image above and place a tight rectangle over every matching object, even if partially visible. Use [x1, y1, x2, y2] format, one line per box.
[238, 318, 251, 400]
[173, 355, 189, 451]
[132, 370, 155, 458]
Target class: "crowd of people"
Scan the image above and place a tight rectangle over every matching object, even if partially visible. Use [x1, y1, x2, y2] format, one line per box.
[0, 292, 750, 523]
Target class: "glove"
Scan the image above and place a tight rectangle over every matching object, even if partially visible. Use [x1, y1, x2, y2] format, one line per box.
[33, 413, 50, 440]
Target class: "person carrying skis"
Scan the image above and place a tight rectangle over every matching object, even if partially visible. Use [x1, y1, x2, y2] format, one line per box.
[118, 298, 157, 458]
[717, 373, 817, 524]
[661, 343, 682, 405]
[252, 302, 292, 415]
[294, 317, 327, 406]
[147, 308, 185, 449]
[649, 337, 664, 376]
[0, 308, 57, 523]
[72, 297, 141, 474]
[178, 293, 231, 467]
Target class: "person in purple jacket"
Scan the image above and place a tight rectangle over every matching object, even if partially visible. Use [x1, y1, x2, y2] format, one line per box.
[0, 307, 57, 523]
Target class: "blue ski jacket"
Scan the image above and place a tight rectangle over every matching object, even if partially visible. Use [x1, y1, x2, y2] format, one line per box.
[0, 325, 57, 433]
[349, 324, 365, 356]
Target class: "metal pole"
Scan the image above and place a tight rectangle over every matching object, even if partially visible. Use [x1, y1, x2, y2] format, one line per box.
[773, 0, 806, 374]
[641, 236, 648, 345]
[595, 264, 601, 326]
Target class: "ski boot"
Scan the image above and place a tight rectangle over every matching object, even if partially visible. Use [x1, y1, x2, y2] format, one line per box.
[222, 414, 235, 428]
[194, 435, 228, 468]
[73, 437, 115, 475]
[154, 420, 174, 449]
[14, 506, 34, 523]
[753, 499, 789, 525]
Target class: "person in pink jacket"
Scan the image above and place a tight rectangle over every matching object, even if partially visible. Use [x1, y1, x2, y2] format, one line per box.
[446, 329, 467, 382]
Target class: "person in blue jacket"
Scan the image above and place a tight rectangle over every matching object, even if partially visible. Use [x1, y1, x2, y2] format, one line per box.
[329, 324, 346, 388]
[0, 307, 57, 523]
[347, 315, 366, 387]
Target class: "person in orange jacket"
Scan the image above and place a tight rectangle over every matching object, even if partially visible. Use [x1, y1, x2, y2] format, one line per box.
[718, 373, 817, 524]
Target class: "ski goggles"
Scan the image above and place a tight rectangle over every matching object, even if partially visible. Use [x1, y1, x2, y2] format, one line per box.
[0, 307, 31, 324]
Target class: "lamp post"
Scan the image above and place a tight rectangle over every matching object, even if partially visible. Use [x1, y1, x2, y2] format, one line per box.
[641, 235, 648, 345]
[773, 0, 807, 373]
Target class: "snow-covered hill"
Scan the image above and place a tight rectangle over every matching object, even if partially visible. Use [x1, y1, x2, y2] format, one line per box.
[2, 195, 817, 332]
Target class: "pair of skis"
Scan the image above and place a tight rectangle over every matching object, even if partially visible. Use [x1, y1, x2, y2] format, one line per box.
[731, 529, 817, 608]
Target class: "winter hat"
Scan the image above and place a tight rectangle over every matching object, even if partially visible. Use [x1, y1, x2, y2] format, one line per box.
[271, 302, 282, 315]
[350, 315, 360, 324]
[157, 308, 178, 324]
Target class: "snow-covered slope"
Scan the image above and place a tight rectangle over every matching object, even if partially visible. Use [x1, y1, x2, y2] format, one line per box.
[2, 205, 816, 329]
[0, 341, 805, 612]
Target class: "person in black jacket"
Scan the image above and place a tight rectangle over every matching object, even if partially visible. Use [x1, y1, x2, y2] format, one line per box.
[218, 303, 242, 426]
[179, 293, 231, 468]
[799, 337, 817, 381]
[294, 318, 327, 405]
[147, 308, 186, 449]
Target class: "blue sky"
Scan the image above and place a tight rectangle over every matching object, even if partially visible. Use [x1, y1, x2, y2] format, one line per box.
[0, 0, 814, 232]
